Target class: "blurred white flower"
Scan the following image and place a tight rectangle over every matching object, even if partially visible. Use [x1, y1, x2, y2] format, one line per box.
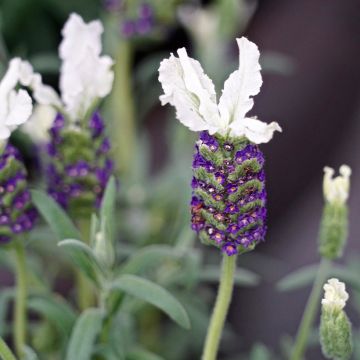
[322, 278, 349, 312]
[0, 58, 33, 142]
[21, 104, 56, 143]
[323, 165, 351, 204]
[59, 13, 103, 64]
[18, 13, 114, 122]
[158, 37, 281, 144]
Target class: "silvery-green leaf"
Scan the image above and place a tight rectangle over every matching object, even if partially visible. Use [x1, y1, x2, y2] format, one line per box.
[66, 308, 104, 360]
[31, 190, 81, 241]
[109, 274, 190, 329]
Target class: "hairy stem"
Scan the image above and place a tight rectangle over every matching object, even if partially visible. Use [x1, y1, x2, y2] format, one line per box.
[202, 254, 237, 360]
[111, 40, 136, 175]
[76, 218, 95, 310]
[291, 258, 331, 360]
[13, 242, 27, 359]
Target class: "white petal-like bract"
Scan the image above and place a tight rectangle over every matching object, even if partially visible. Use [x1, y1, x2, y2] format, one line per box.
[323, 165, 351, 204]
[322, 278, 349, 312]
[59, 13, 114, 120]
[0, 58, 33, 142]
[219, 37, 262, 131]
[159, 53, 211, 132]
[59, 13, 103, 64]
[158, 37, 281, 144]
[21, 104, 56, 143]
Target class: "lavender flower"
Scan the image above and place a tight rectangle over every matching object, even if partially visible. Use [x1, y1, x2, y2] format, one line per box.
[0, 59, 36, 243]
[159, 37, 282, 256]
[191, 133, 267, 255]
[17, 14, 115, 216]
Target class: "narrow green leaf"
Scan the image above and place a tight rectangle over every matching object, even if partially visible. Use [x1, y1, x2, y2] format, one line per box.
[110, 274, 190, 329]
[58, 239, 105, 285]
[66, 308, 104, 360]
[118, 245, 182, 275]
[277, 264, 318, 292]
[199, 266, 260, 286]
[100, 176, 116, 244]
[0, 336, 17, 360]
[100, 176, 116, 223]
[27, 294, 77, 339]
[31, 190, 81, 241]
[127, 347, 165, 360]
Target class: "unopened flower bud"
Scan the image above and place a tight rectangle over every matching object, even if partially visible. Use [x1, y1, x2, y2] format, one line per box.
[93, 230, 115, 269]
[320, 278, 352, 360]
[319, 165, 351, 259]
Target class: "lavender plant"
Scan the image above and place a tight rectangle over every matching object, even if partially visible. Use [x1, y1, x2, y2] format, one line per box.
[16, 13, 115, 310]
[158, 37, 281, 359]
[0, 58, 35, 358]
[18, 14, 115, 218]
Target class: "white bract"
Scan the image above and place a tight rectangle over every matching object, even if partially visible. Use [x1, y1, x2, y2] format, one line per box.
[158, 37, 281, 143]
[322, 278, 349, 312]
[18, 13, 114, 122]
[21, 104, 56, 143]
[323, 165, 351, 204]
[0, 58, 33, 143]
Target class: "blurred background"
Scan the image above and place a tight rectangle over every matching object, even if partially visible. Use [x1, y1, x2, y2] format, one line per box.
[0, 0, 359, 359]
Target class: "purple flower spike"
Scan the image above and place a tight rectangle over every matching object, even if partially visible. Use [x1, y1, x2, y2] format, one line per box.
[190, 131, 267, 254]
[46, 111, 114, 216]
[0, 145, 37, 243]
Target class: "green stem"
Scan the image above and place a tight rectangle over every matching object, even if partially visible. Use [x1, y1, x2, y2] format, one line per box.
[111, 40, 136, 175]
[13, 242, 27, 359]
[76, 219, 95, 310]
[202, 254, 237, 360]
[291, 258, 331, 360]
[0, 336, 17, 360]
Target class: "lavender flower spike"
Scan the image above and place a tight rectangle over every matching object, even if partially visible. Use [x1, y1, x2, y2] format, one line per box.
[17, 14, 115, 217]
[0, 59, 37, 243]
[159, 37, 281, 256]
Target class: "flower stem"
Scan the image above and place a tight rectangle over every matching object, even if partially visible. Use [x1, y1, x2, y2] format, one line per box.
[111, 40, 136, 175]
[13, 242, 27, 359]
[0, 336, 17, 360]
[290, 258, 331, 360]
[202, 254, 237, 360]
[76, 218, 95, 310]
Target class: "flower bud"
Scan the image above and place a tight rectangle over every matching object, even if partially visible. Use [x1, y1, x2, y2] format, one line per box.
[320, 278, 352, 360]
[93, 230, 115, 269]
[0, 145, 37, 243]
[46, 111, 114, 218]
[319, 165, 351, 259]
[191, 131, 267, 256]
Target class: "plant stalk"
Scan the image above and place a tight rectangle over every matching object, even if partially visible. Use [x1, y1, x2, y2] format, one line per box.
[76, 218, 95, 310]
[13, 242, 27, 359]
[111, 40, 136, 175]
[202, 254, 237, 360]
[290, 258, 331, 360]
